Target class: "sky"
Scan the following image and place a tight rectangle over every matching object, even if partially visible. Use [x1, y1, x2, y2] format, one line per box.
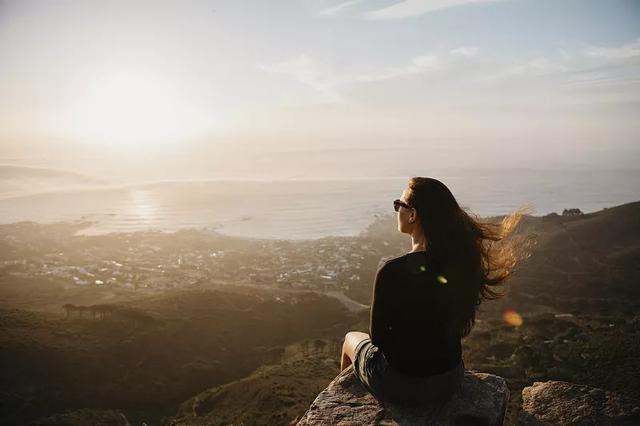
[0, 0, 639, 181]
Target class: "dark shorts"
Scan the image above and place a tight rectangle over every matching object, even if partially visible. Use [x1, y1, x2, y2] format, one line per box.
[353, 338, 464, 406]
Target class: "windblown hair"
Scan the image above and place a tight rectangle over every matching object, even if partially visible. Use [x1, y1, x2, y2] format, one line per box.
[404, 177, 536, 338]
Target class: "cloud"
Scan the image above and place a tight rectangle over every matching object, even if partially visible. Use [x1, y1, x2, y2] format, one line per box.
[564, 63, 640, 90]
[564, 72, 637, 89]
[354, 55, 441, 82]
[257, 54, 344, 103]
[449, 47, 479, 57]
[258, 46, 640, 106]
[318, 0, 365, 16]
[584, 38, 640, 61]
[562, 39, 640, 90]
[480, 57, 569, 82]
[364, 0, 504, 20]
[471, 43, 640, 93]
[525, 58, 570, 74]
[257, 53, 444, 103]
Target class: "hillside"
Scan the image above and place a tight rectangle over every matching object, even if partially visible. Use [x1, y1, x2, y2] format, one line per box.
[0, 288, 353, 425]
[0, 201, 638, 425]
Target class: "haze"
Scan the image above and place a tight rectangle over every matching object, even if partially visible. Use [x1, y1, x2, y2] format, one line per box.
[1, 0, 639, 183]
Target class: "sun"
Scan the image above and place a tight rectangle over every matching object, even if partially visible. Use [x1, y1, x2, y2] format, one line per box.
[64, 69, 213, 151]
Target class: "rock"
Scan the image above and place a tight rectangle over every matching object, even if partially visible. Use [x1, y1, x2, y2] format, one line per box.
[518, 381, 640, 425]
[297, 367, 509, 425]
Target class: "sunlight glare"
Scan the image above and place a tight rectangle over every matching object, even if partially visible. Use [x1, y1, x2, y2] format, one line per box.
[65, 69, 213, 150]
[502, 309, 523, 327]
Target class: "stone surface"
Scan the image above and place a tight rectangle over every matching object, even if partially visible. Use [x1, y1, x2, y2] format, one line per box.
[297, 367, 509, 425]
[517, 381, 640, 425]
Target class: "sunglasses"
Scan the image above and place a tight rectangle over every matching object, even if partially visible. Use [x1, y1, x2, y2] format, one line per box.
[393, 199, 412, 212]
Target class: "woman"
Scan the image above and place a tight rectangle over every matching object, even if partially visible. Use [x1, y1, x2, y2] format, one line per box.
[340, 176, 532, 406]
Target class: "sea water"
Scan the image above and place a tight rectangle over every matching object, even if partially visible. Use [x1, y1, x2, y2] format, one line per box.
[0, 169, 638, 240]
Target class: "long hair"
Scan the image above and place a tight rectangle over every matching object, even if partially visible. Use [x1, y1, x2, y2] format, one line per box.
[404, 177, 535, 338]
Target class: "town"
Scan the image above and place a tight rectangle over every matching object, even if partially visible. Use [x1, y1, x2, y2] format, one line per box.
[0, 218, 407, 306]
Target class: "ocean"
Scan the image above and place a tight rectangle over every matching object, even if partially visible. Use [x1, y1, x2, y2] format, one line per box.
[0, 169, 638, 240]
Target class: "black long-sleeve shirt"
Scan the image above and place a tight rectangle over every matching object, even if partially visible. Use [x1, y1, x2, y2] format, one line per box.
[369, 251, 462, 377]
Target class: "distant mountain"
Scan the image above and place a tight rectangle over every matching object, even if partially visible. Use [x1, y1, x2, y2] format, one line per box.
[0, 165, 110, 199]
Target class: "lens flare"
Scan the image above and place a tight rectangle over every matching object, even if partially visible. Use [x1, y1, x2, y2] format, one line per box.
[436, 275, 447, 284]
[502, 309, 523, 326]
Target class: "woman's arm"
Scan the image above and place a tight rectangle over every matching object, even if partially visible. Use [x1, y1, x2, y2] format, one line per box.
[369, 262, 392, 348]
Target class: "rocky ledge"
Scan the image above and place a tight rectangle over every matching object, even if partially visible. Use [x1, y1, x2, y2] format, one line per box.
[297, 367, 509, 425]
[518, 381, 640, 425]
